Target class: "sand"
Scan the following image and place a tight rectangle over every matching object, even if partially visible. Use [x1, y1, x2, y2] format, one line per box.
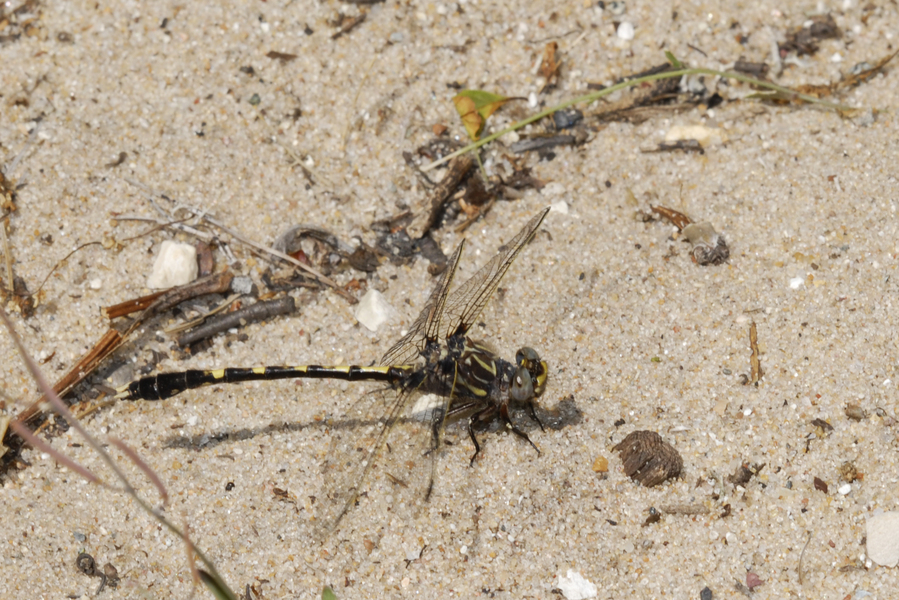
[2, 0, 899, 598]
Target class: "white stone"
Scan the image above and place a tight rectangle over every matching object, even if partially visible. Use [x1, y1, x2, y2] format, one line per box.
[665, 124, 725, 148]
[89, 278, 102, 290]
[542, 182, 566, 197]
[354, 289, 395, 332]
[616, 21, 635, 40]
[867, 512, 899, 567]
[789, 277, 805, 289]
[147, 241, 198, 289]
[838, 483, 852, 495]
[557, 569, 598, 600]
[550, 201, 569, 215]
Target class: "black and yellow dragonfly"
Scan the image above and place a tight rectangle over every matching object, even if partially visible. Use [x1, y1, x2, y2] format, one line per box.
[118, 207, 550, 535]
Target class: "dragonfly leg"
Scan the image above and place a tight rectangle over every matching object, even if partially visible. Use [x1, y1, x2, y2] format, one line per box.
[526, 399, 546, 432]
[500, 403, 541, 456]
[466, 405, 495, 466]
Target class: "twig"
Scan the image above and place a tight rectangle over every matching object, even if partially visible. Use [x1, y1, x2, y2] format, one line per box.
[747, 321, 762, 385]
[165, 293, 242, 335]
[176, 296, 295, 347]
[0, 216, 13, 293]
[406, 154, 474, 239]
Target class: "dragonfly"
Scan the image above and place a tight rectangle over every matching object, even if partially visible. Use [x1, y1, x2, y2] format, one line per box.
[117, 206, 551, 536]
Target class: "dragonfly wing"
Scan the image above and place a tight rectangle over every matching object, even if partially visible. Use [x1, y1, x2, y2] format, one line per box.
[439, 207, 550, 339]
[314, 383, 448, 539]
[379, 239, 465, 367]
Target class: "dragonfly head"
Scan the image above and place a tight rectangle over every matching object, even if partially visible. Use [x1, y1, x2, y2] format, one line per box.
[510, 346, 548, 402]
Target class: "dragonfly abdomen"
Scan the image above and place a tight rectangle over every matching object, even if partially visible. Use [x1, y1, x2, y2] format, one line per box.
[117, 364, 411, 401]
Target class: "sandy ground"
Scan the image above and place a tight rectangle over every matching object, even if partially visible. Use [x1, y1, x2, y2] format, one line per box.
[2, 0, 899, 598]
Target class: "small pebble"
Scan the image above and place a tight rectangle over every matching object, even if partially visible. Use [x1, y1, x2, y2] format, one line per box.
[616, 21, 635, 41]
[550, 200, 570, 215]
[231, 276, 254, 295]
[844, 404, 866, 420]
[838, 483, 852, 495]
[867, 512, 899, 567]
[542, 182, 566, 197]
[789, 277, 805, 289]
[73, 532, 87, 543]
[147, 241, 198, 289]
[389, 31, 404, 43]
[592, 455, 609, 473]
[89, 278, 102, 290]
[700, 586, 713, 600]
[552, 108, 584, 130]
[557, 569, 598, 600]
[354, 289, 396, 332]
[665, 124, 724, 148]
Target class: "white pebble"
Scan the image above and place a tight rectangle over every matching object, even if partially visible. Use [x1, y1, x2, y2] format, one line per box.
[354, 289, 396, 332]
[867, 512, 899, 567]
[557, 569, 598, 600]
[726, 532, 738, 544]
[527, 92, 538, 108]
[665, 124, 724, 148]
[89, 278, 102, 290]
[550, 201, 569, 215]
[542, 182, 566, 197]
[616, 22, 635, 41]
[789, 277, 805, 289]
[147, 241, 198, 289]
[187, 415, 198, 427]
[838, 483, 852, 495]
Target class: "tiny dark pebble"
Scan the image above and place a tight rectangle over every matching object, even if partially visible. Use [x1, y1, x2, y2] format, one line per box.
[552, 108, 584, 130]
[700, 586, 713, 600]
[73, 532, 87, 543]
[813, 476, 828, 493]
[225, 481, 235, 491]
[249, 93, 261, 105]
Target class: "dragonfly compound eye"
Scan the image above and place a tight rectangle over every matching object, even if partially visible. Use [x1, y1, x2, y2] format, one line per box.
[511, 366, 535, 402]
[516, 347, 548, 397]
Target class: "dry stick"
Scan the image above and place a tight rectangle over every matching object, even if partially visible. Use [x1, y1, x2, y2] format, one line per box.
[0, 216, 13, 293]
[748, 321, 762, 385]
[165, 293, 242, 335]
[0, 307, 238, 599]
[406, 153, 475, 239]
[176, 295, 295, 347]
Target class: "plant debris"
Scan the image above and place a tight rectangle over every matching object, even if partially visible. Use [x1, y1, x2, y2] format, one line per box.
[727, 462, 765, 486]
[613, 430, 683, 487]
[744, 322, 762, 385]
[779, 14, 840, 57]
[650, 205, 729, 266]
